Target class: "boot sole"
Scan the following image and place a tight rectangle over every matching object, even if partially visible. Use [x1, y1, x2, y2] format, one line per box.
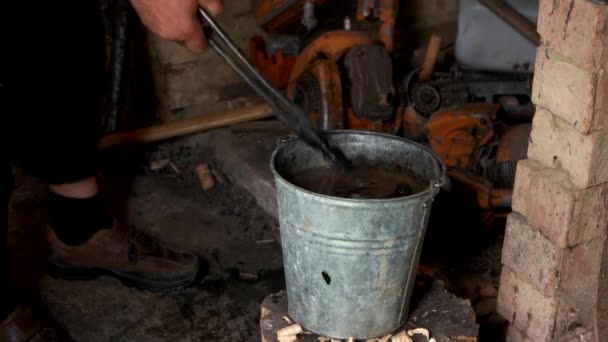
[47, 261, 198, 293]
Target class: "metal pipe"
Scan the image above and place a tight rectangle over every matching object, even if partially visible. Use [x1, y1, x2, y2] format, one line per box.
[106, 0, 131, 132]
[479, 0, 541, 46]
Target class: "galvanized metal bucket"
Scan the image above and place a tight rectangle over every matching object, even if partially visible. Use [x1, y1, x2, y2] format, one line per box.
[270, 130, 445, 340]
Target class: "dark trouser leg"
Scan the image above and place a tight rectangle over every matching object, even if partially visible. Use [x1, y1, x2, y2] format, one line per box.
[3, 1, 106, 184]
[0, 162, 15, 320]
[2, 2, 110, 246]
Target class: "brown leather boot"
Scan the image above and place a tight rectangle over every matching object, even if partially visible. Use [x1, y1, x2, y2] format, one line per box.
[46, 219, 200, 291]
[0, 303, 72, 342]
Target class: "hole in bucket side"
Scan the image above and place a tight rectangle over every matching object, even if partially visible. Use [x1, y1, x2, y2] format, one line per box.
[322, 271, 331, 285]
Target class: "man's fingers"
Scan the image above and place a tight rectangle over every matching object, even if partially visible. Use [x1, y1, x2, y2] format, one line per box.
[182, 20, 208, 53]
[199, 0, 223, 16]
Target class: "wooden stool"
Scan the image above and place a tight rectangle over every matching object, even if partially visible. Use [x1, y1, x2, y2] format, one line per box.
[260, 278, 479, 342]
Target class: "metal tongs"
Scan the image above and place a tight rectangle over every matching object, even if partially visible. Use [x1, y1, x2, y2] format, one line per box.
[197, 8, 349, 167]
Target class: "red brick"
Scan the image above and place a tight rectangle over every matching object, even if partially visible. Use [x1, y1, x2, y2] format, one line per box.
[537, 0, 608, 70]
[527, 108, 608, 188]
[512, 159, 607, 247]
[502, 212, 563, 296]
[571, 183, 608, 245]
[497, 267, 557, 342]
[558, 238, 605, 318]
[596, 68, 608, 134]
[506, 326, 534, 342]
[512, 160, 575, 248]
[531, 48, 602, 134]
[553, 299, 589, 339]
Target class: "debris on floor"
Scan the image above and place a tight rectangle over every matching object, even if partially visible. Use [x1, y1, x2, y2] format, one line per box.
[260, 279, 479, 342]
[195, 162, 216, 190]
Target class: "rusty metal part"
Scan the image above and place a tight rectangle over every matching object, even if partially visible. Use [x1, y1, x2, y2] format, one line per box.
[287, 30, 373, 94]
[249, 36, 297, 90]
[404, 67, 533, 116]
[199, 7, 348, 165]
[479, 0, 541, 46]
[377, 0, 395, 53]
[292, 59, 344, 130]
[346, 106, 403, 133]
[477, 123, 531, 188]
[301, 0, 318, 31]
[401, 106, 427, 141]
[254, 0, 329, 31]
[448, 169, 512, 209]
[356, 0, 396, 52]
[411, 84, 441, 115]
[496, 123, 531, 162]
[425, 103, 498, 170]
[418, 34, 442, 82]
[344, 44, 395, 121]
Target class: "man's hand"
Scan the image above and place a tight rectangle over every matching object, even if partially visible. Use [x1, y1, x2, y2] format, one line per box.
[130, 0, 223, 53]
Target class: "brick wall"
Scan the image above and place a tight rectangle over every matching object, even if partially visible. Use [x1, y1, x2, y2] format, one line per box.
[148, 1, 263, 121]
[497, 1, 608, 341]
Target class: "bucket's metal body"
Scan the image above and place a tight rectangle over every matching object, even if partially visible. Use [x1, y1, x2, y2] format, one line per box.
[270, 130, 445, 340]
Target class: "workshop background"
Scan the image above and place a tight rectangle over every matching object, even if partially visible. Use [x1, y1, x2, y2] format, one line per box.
[5, 0, 608, 341]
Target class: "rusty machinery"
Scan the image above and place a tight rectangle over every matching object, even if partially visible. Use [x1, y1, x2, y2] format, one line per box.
[250, 0, 534, 228]
[251, 0, 399, 133]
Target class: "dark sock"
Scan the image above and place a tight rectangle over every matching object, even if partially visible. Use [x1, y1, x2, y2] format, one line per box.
[49, 193, 113, 246]
[0, 281, 16, 321]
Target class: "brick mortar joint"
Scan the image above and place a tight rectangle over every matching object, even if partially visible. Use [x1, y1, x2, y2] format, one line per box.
[533, 103, 607, 139]
[500, 265, 559, 336]
[539, 45, 598, 73]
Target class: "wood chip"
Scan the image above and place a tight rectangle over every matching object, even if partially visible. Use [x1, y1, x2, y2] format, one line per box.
[378, 335, 392, 342]
[277, 324, 303, 341]
[239, 272, 258, 281]
[168, 161, 181, 174]
[195, 163, 215, 190]
[317, 338, 330, 342]
[149, 159, 170, 171]
[256, 239, 276, 244]
[283, 316, 293, 324]
[391, 331, 413, 342]
[407, 328, 430, 340]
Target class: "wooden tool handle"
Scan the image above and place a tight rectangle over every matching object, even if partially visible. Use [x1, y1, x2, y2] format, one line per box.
[100, 103, 273, 149]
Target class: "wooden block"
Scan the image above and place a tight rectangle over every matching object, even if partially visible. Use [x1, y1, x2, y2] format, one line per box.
[260, 279, 479, 342]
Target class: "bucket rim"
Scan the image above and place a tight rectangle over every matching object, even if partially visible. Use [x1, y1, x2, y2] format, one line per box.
[270, 129, 446, 204]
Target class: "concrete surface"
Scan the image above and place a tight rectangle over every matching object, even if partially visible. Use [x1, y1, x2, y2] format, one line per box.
[209, 125, 288, 220]
[6, 149, 284, 342]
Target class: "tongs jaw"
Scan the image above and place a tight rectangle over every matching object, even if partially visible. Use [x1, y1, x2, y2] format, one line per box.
[197, 7, 349, 167]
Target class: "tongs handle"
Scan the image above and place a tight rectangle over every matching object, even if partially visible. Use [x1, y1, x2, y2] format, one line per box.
[197, 7, 349, 167]
[197, 8, 296, 120]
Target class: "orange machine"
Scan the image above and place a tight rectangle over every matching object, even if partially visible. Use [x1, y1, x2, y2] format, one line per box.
[250, 0, 534, 229]
[252, 0, 400, 133]
[424, 102, 531, 227]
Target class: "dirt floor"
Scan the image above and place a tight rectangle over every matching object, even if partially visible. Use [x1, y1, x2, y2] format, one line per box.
[5, 134, 508, 341]
[6, 141, 285, 342]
